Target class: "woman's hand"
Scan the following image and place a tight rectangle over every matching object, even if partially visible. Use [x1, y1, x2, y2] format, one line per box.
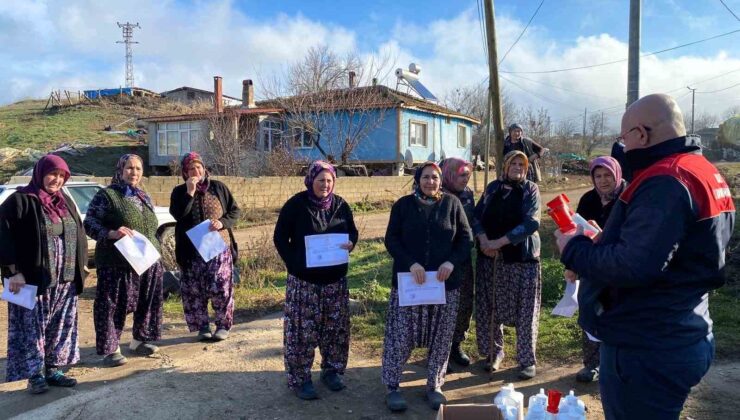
[339, 242, 354, 251]
[8, 273, 26, 294]
[564, 269, 578, 283]
[186, 176, 200, 196]
[107, 226, 134, 240]
[437, 262, 454, 282]
[209, 219, 224, 231]
[410, 263, 426, 285]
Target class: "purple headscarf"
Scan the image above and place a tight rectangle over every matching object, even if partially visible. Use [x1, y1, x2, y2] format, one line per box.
[304, 160, 336, 210]
[590, 156, 624, 201]
[110, 154, 154, 210]
[18, 154, 71, 223]
[181, 152, 210, 194]
[440, 157, 472, 193]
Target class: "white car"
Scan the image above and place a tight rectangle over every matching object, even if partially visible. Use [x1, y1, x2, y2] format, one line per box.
[0, 181, 178, 271]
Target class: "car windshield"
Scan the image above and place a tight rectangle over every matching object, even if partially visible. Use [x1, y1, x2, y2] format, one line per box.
[65, 185, 101, 214]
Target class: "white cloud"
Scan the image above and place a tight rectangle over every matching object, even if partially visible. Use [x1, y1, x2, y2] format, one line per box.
[1, 1, 737, 129]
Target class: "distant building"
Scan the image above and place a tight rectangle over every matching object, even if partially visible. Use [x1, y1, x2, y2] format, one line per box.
[84, 87, 159, 99]
[160, 86, 241, 107]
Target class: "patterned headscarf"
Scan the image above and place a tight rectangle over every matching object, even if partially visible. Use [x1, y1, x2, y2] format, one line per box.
[18, 154, 71, 223]
[413, 161, 443, 204]
[440, 157, 473, 193]
[110, 154, 154, 210]
[304, 160, 336, 210]
[590, 156, 624, 202]
[181, 152, 210, 194]
[502, 150, 529, 184]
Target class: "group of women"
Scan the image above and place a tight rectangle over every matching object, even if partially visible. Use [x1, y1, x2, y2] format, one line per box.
[0, 151, 239, 394]
[2, 140, 626, 412]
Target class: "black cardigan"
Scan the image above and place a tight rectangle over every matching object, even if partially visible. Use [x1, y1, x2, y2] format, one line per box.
[0, 191, 88, 296]
[273, 192, 359, 285]
[384, 193, 473, 291]
[169, 180, 240, 267]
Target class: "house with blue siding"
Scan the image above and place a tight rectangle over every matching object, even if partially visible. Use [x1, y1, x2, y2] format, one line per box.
[142, 77, 479, 175]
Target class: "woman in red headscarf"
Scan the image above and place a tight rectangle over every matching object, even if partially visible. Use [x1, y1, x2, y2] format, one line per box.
[273, 160, 358, 400]
[169, 152, 240, 342]
[0, 155, 88, 394]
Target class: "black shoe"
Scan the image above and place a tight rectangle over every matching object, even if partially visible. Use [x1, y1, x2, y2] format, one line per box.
[425, 389, 447, 410]
[386, 390, 407, 412]
[576, 366, 599, 383]
[295, 380, 319, 400]
[45, 369, 77, 387]
[450, 342, 471, 367]
[320, 369, 345, 391]
[27, 373, 48, 395]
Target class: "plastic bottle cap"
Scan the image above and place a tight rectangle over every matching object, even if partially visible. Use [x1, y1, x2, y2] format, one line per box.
[546, 390, 562, 414]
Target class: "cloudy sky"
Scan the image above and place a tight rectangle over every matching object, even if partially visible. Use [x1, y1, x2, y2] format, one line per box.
[2, 0, 739, 130]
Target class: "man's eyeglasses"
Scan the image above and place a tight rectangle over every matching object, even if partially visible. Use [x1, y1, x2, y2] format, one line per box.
[616, 125, 651, 142]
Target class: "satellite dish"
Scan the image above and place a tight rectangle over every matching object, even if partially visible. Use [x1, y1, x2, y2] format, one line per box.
[404, 149, 414, 169]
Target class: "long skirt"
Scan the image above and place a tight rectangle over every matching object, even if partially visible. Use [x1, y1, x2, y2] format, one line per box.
[179, 249, 234, 332]
[6, 236, 79, 381]
[93, 261, 164, 355]
[452, 259, 474, 344]
[381, 288, 460, 391]
[283, 275, 349, 389]
[475, 252, 494, 357]
[490, 259, 541, 368]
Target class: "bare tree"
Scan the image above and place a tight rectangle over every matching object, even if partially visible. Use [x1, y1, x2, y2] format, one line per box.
[684, 111, 720, 133]
[443, 84, 517, 157]
[520, 106, 551, 143]
[722, 105, 740, 120]
[202, 111, 259, 176]
[581, 113, 605, 157]
[260, 45, 395, 166]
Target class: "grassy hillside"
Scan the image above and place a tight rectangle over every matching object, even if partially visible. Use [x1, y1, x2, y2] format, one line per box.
[0, 98, 205, 182]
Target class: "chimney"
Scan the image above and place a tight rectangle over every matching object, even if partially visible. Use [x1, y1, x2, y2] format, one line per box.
[242, 79, 255, 108]
[349, 71, 356, 88]
[213, 76, 223, 113]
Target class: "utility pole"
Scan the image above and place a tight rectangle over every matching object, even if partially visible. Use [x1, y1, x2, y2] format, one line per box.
[601, 111, 605, 140]
[483, 0, 506, 185]
[627, 0, 641, 107]
[687, 86, 697, 134]
[117, 22, 141, 88]
[582, 108, 587, 139]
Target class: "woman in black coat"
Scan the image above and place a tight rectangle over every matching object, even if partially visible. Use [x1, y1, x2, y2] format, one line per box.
[567, 156, 626, 383]
[169, 152, 240, 342]
[381, 161, 473, 412]
[274, 160, 358, 401]
[0, 155, 87, 394]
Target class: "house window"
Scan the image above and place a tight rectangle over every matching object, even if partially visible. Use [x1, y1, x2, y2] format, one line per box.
[291, 128, 313, 149]
[157, 122, 201, 156]
[260, 120, 283, 152]
[409, 121, 428, 147]
[457, 124, 467, 148]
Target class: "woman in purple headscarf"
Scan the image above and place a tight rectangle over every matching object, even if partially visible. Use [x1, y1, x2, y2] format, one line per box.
[273, 160, 358, 400]
[84, 154, 164, 367]
[169, 152, 240, 342]
[0, 155, 88, 394]
[567, 155, 627, 383]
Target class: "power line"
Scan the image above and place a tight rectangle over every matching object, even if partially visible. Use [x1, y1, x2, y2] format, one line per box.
[498, 0, 545, 65]
[505, 72, 616, 100]
[501, 29, 740, 74]
[697, 81, 740, 93]
[664, 68, 740, 93]
[719, 0, 740, 21]
[500, 75, 582, 110]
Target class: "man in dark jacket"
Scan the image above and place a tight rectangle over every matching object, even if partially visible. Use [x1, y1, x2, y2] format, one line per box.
[556, 94, 735, 420]
[503, 123, 547, 182]
[610, 139, 631, 181]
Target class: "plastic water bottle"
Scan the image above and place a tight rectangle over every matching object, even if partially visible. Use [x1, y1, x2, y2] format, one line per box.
[524, 388, 548, 420]
[494, 383, 524, 420]
[556, 390, 586, 420]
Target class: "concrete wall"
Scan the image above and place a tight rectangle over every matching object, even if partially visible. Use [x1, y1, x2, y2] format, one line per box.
[9, 175, 492, 210]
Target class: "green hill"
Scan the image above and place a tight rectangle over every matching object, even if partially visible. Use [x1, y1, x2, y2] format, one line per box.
[0, 98, 200, 182]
